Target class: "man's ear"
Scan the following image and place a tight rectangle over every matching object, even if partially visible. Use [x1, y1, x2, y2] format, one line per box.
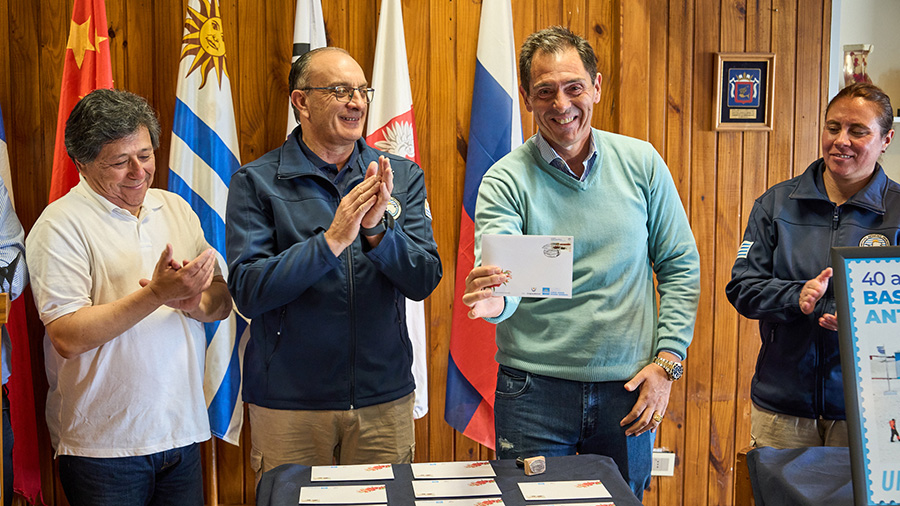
[519, 85, 533, 113]
[291, 89, 310, 120]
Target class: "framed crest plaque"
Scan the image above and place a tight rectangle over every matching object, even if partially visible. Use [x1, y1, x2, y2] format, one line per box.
[713, 52, 775, 131]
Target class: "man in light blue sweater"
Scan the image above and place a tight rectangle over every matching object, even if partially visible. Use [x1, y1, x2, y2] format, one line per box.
[462, 26, 700, 499]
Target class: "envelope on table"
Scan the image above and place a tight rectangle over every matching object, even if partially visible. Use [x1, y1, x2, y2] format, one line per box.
[481, 234, 574, 298]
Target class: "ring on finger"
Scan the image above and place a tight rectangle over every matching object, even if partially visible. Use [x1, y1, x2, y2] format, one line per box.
[652, 413, 663, 423]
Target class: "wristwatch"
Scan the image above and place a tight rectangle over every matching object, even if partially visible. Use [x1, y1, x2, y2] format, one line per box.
[652, 356, 683, 381]
[360, 211, 394, 237]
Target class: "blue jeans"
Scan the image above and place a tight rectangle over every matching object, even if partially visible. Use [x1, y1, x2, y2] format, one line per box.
[494, 365, 653, 500]
[3, 389, 12, 506]
[58, 443, 203, 506]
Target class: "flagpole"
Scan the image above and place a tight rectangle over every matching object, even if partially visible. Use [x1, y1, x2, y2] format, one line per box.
[206, 439, 218, 506]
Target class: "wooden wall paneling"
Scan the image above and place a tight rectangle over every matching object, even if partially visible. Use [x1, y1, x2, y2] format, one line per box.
[768, 0, 797, 184]
[659, 2, 694, 505]
[591, 1, 617, 134]
[426, 0, 456, 465]
[684, 0, 719, 503]
[648, 1, 668, 158]
[321, 0, 346, 50]
[618, 0, 649, 141]
[35, 0, 67, 226]
[819, 0, 832, 115]
[734, 0, 771, 460]
[235, 1, 268, 167]
[707, 1, 745, 504]
[104, 0, 126, 94]
[124, 0, 158, 106]
[792, 0, 824, 171]
[152, 0, 185, 191]
[11, 1, 49, 229]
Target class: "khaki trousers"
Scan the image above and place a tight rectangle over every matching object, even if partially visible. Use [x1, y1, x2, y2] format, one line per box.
[750, 402, 848, 449]
[249, 393, 415, 485]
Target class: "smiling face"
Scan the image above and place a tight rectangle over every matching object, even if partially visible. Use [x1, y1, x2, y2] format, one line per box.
[822, 96, 893, 186]
[76, 126, 155, 216]
[520, 47, 602, 164]
[293, 50, 368, 163]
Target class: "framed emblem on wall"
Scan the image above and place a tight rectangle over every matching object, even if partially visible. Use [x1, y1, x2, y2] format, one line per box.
[713, 52, 775, 131]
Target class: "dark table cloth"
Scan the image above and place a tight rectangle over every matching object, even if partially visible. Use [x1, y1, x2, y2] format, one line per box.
[257, 454, 642, 505]
[747, 446, 853, 506]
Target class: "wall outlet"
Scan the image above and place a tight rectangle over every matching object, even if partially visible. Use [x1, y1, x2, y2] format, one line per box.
[651, 451, 675, 477]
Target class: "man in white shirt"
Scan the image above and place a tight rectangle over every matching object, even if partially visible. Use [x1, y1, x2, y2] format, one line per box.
[26, 88, 232, 506]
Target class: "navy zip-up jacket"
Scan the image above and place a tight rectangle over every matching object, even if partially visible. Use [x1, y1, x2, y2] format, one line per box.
[225, 128, 442, 410]
[726, 159, 900, 420]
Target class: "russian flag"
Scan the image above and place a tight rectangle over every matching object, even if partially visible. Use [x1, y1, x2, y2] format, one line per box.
[445, 0, 521, 449]
[169, 0, 248, 445]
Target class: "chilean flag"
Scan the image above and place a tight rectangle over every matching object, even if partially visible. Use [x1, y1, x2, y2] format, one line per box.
[365, 0, 429, 419]
[445, 0, 521, 449]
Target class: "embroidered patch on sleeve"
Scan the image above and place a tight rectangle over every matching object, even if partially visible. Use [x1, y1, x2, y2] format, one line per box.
[736, 240, 753, 259]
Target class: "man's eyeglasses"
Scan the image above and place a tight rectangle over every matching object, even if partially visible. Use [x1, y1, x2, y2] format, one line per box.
[301, 86, 375, 104]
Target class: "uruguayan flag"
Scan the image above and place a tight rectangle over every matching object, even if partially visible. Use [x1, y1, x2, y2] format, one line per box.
[736, 240, 753, 260]
[169, 0, 247, 444]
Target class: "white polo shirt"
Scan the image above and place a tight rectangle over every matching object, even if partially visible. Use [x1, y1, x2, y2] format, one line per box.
[26, 180, 214, 457]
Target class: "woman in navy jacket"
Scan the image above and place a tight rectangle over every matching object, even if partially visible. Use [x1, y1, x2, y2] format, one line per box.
[727, 83, 896, 448]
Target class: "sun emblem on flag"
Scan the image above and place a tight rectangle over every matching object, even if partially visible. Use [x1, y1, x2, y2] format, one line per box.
[180, 0, 230, 89]
[374, 121, 416, 159]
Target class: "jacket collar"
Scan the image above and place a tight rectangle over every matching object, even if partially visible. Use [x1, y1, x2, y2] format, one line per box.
[275, 125, 370, 179]
[790, 158, 888, 214]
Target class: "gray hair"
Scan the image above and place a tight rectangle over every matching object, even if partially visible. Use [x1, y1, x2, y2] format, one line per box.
[288, 47, 351, 123]
[519, 26, 598, 93]
[65, 88, 161, 165]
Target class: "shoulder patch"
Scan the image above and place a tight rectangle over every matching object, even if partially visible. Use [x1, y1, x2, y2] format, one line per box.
[386, 197, 402, 219]
[736, 240, 753, 259]
[424, 199, 432, 220]
[860, 233, 890, 247]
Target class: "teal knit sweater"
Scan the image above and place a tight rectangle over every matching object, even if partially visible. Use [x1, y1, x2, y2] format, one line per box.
[475, 129, 700, 382]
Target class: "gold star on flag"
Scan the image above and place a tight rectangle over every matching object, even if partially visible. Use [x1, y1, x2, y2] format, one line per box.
[66, 16, 101, 69]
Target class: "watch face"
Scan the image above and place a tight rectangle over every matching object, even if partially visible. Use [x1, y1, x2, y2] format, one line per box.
[671, 362, 683, 380]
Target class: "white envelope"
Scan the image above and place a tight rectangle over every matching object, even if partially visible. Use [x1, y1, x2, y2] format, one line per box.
[412, 478, 502, 498]
[481, 234, 574, 298]
[517, 480, 611, 501]
[410, 461, 495, 479]
[299, 484, 388, 504]
[311, 464, 394, 481]
[415, 499, 505, 506]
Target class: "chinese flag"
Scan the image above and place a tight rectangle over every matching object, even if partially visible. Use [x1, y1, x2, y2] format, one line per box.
[48, 0, 113, 202]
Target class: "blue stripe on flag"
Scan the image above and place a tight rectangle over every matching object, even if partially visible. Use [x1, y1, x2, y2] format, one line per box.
[204, 319, 221, 347]
[0, 106, 5, 143]
[444, 354, 482, 431]
[168, 169, 227, 256]
[172, 98, 241, 185]
[207, 316, 248, 436]
[463, 60, 514, 218]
